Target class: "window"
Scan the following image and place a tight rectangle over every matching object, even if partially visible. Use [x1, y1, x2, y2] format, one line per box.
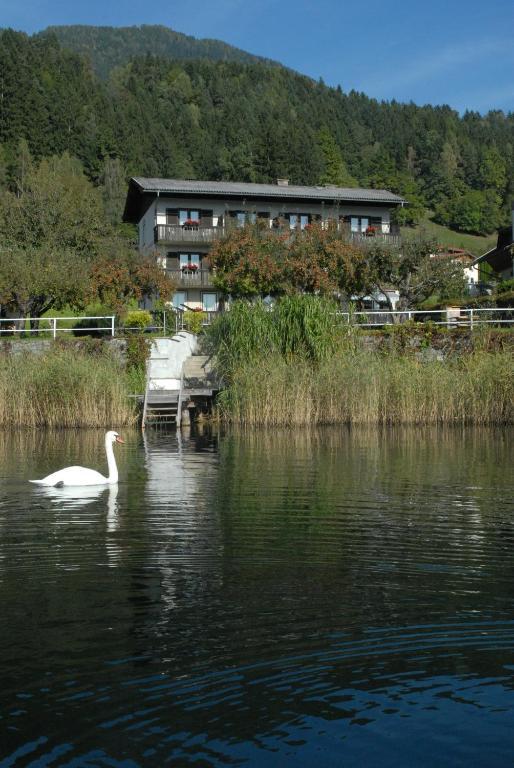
[179, 209, 200, 225]
[172, 292, 187, 309]
[287, 213, 310, 230]
[202, 293, 218, 312]
[346, 216, 382, 233]
[231, 211, 258, 227]
[179, 254, 200, 269]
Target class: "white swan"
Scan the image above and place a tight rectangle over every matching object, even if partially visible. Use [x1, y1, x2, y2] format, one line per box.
[30, 431, 124, 487]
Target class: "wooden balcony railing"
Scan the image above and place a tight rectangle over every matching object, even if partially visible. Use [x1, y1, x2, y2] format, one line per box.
[155, 222, 402, 246]
[166, 268, 215, 288]
[155, 225, 226, 244]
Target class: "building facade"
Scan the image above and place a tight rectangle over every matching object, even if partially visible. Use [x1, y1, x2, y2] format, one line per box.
[123, 177, 406, 311]
[472, 204, 514, 285]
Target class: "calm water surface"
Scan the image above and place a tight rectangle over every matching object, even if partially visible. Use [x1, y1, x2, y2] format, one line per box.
[0, 426, 513, 767]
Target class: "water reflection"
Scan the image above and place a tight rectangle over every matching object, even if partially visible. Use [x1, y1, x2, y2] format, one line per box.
[0, 426, 513, 767]
[34, 482, 115, 510]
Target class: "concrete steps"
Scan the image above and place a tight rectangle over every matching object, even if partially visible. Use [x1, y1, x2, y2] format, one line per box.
[142, 338, 219, 429]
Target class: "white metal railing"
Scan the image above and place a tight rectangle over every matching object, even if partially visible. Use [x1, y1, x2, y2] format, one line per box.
[0, 316, 116, 338]
[173, 309, 220, 332]
[1, 308, 511, 339]
[338, 308, 514, 327]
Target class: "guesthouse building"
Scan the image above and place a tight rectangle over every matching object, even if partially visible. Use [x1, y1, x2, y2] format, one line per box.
[123, 177, 406, 311]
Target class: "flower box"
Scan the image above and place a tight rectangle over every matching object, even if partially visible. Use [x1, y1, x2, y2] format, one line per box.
[365, 226, 376, 236]
[183, 219, 200, 227]
[181, 263, 199, 272]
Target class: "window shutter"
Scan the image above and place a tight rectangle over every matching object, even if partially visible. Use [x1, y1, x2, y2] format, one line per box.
[166, 208, 179, 225]
[166, 252, 180, 270]
[200, 209, 213, 227]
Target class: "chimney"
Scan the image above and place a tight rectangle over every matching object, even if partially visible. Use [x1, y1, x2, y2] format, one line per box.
[276, 178, 289, 186]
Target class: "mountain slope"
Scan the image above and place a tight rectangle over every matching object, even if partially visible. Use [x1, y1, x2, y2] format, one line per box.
[0, 29, 512, 239]
[39, 24, 282, 79]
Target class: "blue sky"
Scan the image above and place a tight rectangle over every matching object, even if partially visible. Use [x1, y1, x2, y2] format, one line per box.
[2, 0, 513, 113]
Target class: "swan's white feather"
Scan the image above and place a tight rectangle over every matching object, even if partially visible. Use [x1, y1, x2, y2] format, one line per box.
[30, 466, 109, 487]
[30, 431, 122, 487]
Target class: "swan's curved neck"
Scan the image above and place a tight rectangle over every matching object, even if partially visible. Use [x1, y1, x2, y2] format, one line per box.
[105, 436, 118, 483]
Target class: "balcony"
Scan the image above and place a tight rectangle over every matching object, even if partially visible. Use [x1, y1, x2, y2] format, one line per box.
[346, 229, 401, 248]
[155, 224, 226, 245]
[155, 222, 402, 247]
[166, 268, 215, 289]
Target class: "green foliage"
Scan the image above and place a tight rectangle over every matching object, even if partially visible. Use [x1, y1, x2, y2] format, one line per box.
[123, 309, 152, 331]
[273, 295, 343, 362]
[125, 334, 151, 369]
[41, 24, 279, 79]
[404, 212, 497, 256]
[496, 278, 514, 294]
[364, 237, 467, 309]
[434, 188, 503, 235]
[125, 334, 151, 395]
[206, 301, 276, 373]
[207, 296, 344, 378]
[317, 128, 357, 187]
[183, 310, 205, 334]
[0, 28, 513, 240]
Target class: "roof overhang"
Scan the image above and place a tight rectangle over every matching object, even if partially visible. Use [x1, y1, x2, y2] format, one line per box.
[471, 244, 514, 273]
[123, 177, 407, 223]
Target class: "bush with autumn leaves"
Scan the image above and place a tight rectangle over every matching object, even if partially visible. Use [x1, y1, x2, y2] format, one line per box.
[209, 222, 465, 310]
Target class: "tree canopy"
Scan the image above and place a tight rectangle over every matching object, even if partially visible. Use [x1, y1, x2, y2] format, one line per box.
[209, 224, 463, 308]
[0, 150, 174, 318]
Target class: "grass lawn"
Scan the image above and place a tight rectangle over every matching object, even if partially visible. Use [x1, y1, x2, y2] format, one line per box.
[402, 213, 497, 257]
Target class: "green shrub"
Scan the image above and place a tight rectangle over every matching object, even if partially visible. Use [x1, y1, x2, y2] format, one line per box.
[183, 310, 206, 334]
[497, 278, 514, 295]
[124, 310, 152, 332]
[125, 334, 150, 370]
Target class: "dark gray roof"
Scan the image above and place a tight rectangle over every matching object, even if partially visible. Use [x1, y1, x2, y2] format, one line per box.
[130, 177, 406, 205]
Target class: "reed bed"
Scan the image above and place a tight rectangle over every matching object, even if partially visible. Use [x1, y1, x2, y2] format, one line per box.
[209, 298, 513, 427]
[216, 349, 514, 426]
[0, 348, 138, 428]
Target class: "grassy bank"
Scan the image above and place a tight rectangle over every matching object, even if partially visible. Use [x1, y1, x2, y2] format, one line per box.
[0, 346, 138, 428]
[208, 299, 514, 427]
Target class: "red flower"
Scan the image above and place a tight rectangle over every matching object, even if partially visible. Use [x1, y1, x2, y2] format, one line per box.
[183, 219, 199, 227]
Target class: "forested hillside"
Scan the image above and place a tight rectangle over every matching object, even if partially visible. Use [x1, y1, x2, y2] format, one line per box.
[40, 24, 281, 79]
[0, 27, 513, 235]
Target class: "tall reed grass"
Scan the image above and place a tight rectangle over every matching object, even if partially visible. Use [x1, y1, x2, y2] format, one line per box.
[0, 347, 138, 428]
[208, 297, 513, 426]
[215, 349, 513, 427]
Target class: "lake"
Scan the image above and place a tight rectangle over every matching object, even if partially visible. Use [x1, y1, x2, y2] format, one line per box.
[0, 426, 513, 767]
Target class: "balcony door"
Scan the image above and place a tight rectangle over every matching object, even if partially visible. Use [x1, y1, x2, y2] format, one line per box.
[202, 293, 218, 312]
[179, 254, 200, 269]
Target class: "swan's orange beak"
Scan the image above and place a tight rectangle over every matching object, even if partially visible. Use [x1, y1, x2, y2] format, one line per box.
[115, 436, 125, 444]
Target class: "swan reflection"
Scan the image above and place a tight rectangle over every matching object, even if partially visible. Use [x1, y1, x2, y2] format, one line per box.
[36, 483, 119, 525]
